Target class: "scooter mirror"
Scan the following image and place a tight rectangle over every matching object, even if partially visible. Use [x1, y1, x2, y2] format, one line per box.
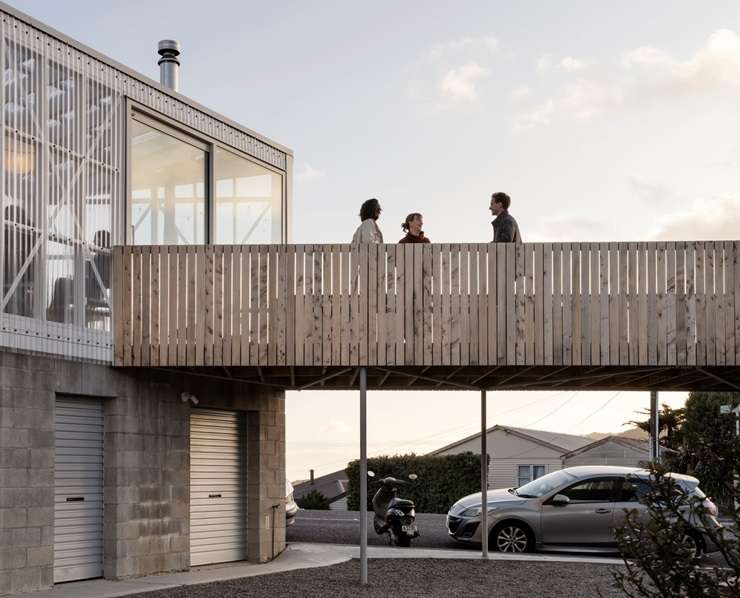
[367, 471, 375, 478]
[408, 473, 418, 481]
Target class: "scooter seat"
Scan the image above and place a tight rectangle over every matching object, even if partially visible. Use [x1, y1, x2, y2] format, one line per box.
[389, 498, 415, 508]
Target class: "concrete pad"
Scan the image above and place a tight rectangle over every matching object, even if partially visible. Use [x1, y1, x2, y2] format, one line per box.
[6, 546, 350, 598]
[294, 542, 625, 565]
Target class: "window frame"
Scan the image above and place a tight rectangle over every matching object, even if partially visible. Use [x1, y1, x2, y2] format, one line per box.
[549, 476, 622, 504]
[125, 100, 287, 245]
[517, 464, 546, 487]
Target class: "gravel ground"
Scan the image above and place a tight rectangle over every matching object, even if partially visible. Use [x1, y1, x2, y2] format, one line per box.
[124, 559, 625, 598]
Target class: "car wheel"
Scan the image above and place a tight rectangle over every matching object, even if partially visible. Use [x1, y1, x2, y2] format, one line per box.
[492, 523, 533, 553]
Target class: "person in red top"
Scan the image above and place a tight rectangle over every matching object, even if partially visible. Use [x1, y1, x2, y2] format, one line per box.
[398, 213, 430, 243]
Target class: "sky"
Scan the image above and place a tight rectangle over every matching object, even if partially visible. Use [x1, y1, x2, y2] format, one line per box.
[12, 0, 740, 481]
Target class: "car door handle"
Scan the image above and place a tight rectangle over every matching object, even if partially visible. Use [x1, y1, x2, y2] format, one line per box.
[595, 508, 611, 514]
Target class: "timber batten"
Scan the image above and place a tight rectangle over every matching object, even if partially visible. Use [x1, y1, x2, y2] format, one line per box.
[112, 242, 740, 388]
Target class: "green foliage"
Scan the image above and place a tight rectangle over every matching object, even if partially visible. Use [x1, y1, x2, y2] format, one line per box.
[630, 404, 685, 450]
[678, 391, 740, 508]
[345, 452, 485, 513]
[611, 464, 739, 598]
[296, 489, 331, 510]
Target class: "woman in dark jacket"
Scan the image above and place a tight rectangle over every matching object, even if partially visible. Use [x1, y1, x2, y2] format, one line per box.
[398, 213, 430, 244]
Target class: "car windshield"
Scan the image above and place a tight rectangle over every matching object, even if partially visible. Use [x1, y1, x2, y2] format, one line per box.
[515, 470, 577, 498]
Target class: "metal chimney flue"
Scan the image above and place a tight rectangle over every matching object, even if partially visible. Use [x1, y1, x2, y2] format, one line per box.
[157, 40, 181, 92]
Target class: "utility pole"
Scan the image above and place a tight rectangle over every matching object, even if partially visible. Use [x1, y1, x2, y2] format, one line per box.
[719, 403, 740, 510]
[481, 390, 488, 559]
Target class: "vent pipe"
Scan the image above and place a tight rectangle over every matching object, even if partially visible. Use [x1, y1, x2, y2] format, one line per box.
[157, 40, 181, 92]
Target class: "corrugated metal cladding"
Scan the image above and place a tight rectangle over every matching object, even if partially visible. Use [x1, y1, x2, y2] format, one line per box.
[54, 398, 104, 583]
[0, 7, 288, 363]
[190, 409, 247, 566]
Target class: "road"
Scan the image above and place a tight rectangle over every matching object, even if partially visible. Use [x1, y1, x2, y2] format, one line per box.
[287, 509, 731, 567]
[287, 509, 471, 550]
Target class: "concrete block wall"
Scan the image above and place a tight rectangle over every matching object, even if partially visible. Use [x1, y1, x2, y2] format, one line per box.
[0, 352, 55, 595]
[0, 349, 286, 594]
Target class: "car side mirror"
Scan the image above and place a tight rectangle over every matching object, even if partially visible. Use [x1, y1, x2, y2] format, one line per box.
[551, 494, 570, 506]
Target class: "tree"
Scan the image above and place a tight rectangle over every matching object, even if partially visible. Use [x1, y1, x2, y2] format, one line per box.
[611, 464, 739, 598]
[296, 490, 331, 510]
[630, 403, 685, 450]
[678, 391, 740, 509]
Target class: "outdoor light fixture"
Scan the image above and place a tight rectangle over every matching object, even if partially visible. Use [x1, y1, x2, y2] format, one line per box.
[4, 140, 35, 174]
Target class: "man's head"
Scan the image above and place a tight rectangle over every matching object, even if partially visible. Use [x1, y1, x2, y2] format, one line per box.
[489, 192, 511, 216]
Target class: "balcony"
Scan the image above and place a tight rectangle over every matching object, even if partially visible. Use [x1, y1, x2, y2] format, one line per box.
[111, 242, 740, 391]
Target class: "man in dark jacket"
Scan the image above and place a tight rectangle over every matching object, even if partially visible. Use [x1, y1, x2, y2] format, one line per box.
[489, 192, 522, 243]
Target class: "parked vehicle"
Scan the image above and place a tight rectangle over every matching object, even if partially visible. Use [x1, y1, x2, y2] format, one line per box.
[286, 480, 298, 526]
[369, 471, 420, 547]
[446, 465, 721, 555]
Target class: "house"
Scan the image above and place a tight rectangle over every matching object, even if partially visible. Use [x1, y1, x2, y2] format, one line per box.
[430, 425, 593, 489]
[562, 435, 675, 468]
[293, 470, 349, 510]
[0, 3, 291, 593]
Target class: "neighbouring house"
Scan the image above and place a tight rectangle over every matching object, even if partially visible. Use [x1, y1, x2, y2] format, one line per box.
[293, 470, 349, 510]
[430, 425, 593, 489]
[562, 435, 675, 467]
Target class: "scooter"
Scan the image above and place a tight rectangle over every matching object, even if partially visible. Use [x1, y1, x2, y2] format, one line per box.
[368, 471, 420, 547]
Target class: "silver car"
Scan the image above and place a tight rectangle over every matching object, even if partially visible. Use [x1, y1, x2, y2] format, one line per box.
[446, 465, 721, 555]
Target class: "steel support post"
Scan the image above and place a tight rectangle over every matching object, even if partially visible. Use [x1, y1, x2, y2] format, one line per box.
[649, 390, 659, 463]
[481, 389, 488, 558]
[359, 367, 368, 585]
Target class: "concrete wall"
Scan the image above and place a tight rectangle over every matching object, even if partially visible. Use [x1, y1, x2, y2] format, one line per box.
[0, 350, 285, 594]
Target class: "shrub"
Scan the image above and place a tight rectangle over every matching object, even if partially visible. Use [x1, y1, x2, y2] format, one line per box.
[345, 452, 485, 513]
[611, 464, 739, 597]
[296, 489, 331, 510]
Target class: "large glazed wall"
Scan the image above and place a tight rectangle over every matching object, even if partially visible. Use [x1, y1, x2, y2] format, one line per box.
[0, 350, 285, 594]
[0, 4, 289, 363]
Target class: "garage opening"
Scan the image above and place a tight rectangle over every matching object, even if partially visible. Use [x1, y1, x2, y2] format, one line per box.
[54, 398, 104, 583]
[190, 409, 247, 566]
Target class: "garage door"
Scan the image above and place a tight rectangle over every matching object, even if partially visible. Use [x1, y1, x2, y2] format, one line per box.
[190, 409, 247, 566]
[54, 398, 104, 583]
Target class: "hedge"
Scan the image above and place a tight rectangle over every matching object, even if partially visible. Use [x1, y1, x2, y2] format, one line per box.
[345, 452, 485, 514]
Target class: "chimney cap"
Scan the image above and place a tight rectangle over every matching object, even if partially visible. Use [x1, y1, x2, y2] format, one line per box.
[157, 39, 181, 57]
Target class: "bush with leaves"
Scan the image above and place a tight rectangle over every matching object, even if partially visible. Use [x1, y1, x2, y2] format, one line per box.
[610, 464, 739, 598]
[345, 452, 484, 513]
[296, 489, 331, 510]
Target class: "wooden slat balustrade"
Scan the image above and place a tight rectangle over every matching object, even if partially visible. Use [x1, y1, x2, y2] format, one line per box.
[112, 242, 740, 370]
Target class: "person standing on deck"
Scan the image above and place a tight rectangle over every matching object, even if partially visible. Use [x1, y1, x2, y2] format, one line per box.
[398, 213, 430, 244]
[490, 192, 522, 243]
[352, 198, 384, 244]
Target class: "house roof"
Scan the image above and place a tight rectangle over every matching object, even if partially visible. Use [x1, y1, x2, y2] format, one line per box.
[561, 435, 677, 458]
[430, 425, 593, 455]
[293, 469, 348, 502]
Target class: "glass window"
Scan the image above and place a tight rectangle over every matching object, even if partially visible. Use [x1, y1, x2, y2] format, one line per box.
[213, 147, 282, 244]
[517, 465, 546, 488]
[515, 469, 577, 497]
[561, 478, 617, 502]
[130, 119, 206, 245]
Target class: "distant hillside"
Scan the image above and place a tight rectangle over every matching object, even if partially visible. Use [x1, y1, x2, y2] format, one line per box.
[587, 427, 648, 441]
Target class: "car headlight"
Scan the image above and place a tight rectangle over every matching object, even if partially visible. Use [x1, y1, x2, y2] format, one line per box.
[460, 504, 496, 518]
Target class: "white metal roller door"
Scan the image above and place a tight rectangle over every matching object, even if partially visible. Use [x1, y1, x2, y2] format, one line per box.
[54, 398, 104, 583]
[190, 409, 247, 566]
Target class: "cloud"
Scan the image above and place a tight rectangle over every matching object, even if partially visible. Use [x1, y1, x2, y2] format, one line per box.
[510, 86, 530, 101]
[649, 195, 740, 240]
[559, 56, 587, 71]
[536, 54, 552, 72]
[516, 29, 740, 128]
[622, 29, 740, 93]
[408, 35, 504, 110]
[629, 175, 674, 207]
[440, 62, 489, 101]
[296, 163, 326, 183]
